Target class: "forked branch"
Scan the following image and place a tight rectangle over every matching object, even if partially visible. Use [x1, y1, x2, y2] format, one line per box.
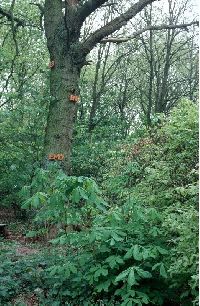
[0, 5, 25, 26]
[81, 0, 157, 55]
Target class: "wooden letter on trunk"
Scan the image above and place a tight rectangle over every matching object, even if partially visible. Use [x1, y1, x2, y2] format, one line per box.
[69, 95, 80, 102]
[48, 154, 64, 160]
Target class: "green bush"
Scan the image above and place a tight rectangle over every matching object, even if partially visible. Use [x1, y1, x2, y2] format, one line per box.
[100, 100, 199, 305]
[1, 100, 197, 305]
[49, 201, 169, 305]
[0, 201, 169, 305]
[20, 164, 108, 238]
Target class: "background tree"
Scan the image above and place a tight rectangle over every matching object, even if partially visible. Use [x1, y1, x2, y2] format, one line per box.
[85, 0, 198, 127]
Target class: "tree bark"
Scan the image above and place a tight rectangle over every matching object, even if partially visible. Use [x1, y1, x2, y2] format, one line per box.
[43, 0, 83, 173]
[43, 58, 80, 173]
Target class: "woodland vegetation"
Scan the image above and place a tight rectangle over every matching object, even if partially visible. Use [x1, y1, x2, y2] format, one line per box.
[0, 0, 199, 305]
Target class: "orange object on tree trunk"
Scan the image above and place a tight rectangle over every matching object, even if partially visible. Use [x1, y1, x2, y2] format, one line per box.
[48, 154, 64, 161]
[69, 95, 79, 102]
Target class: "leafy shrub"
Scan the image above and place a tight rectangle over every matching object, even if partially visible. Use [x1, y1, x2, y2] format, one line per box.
[19, 165, 171, 305]
[21, 164, 108, 238]
[4, 201, 169, 305]
[48, 201, 169, 305]
[72, 125, 119, 181]
[100, 100, 199, 305]
[2, 100, 197, 305]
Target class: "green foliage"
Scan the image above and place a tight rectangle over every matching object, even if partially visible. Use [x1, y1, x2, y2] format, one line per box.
[0, 0, 198, 304]
[0, 200, 169, 305]
[0, 101, 198, 305]
[0, 105, 45, 209]
[103, 100, 198, 204]
[0, 0, 49, 209]
[0, 242, 70, 305]
[19, 164, 170, 304]
[72, 120, 127, 181]
[76, 202, 168, 305]
[21, 164, 108, 236]
[100, 100, 199, 305]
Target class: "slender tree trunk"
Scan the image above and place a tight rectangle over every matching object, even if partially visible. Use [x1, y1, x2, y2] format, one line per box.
[88, 47, 102, 132]
[147, 28, 153, 126]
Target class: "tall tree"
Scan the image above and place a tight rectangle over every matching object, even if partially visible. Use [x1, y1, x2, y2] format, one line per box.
[42, 0, 159, 173]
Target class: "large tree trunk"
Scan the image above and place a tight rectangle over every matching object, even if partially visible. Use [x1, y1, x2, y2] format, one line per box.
[43, 0, 83, 173]
[43, 57, 80, 173]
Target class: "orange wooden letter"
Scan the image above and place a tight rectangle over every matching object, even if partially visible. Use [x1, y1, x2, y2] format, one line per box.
[48, 154, 64, 161]
[57, 154, 64, 160]
[54, 154, 64, 160]
[69, 95, 80, 102]
[48, 154, 55, 160]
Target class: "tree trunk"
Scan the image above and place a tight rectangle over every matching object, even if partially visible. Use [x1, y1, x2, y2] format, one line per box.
[43, 0, 83, 173]
[43, 57, 80, 173]
[88, 48, 102, 132]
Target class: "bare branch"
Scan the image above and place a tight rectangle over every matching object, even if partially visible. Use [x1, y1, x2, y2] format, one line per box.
[102, 2, 118, 7]
[77, 0, 109, 25]
[100, 20, 199, 43]
[81, 0, 157, 55]
[10, 0, 19, 55]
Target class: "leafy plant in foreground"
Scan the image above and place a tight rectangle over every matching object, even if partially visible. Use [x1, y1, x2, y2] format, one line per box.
[21, 164, 108, 238]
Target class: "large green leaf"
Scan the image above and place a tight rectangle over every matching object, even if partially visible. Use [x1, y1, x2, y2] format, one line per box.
[128, 268, 137, 286]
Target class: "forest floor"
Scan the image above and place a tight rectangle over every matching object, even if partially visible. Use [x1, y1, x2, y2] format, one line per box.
[1, 221, 60, 255]
[0, 222, 60, 306]
[0, 224, 40, 305]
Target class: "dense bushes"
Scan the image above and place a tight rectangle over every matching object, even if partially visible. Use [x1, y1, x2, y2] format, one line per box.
[0, 100, 198, 305]
[100, 100, 199, 305]
[1, 203, 170, 305]
[0, 101, 45, 210]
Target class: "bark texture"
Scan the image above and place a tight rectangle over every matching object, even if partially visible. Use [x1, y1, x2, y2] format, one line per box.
[43, 0, 83, 173]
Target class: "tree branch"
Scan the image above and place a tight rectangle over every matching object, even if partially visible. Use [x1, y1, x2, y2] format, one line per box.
[81, 0, 157, 55]
[0, 5, 25, 26]
[100, 20, 199, 43]
[77, 0, 109, 25]
[10, 0, 19, 55]
[29, 2, 44, 13]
